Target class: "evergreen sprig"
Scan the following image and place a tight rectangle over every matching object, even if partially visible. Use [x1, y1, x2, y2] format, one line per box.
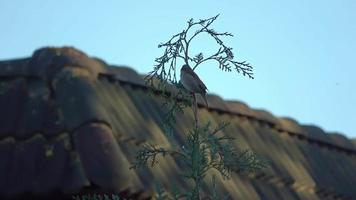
[131, 122, 268, 199]
[131, 15, 267, 199]
[144, 14, 255, 136]
[160, 82, 192, 137]
[130, 143, 169, 169]
[145, 14, 254, 92]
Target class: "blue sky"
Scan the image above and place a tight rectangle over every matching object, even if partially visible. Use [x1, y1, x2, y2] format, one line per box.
[1, 0, 355, 138]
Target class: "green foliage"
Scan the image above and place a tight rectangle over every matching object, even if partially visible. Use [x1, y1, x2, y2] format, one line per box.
[131, 121, 268, 199]
[145, 14, 253, 90]
[130, 143, 169, 169]
[131, 15, 268, 199]
[209, 175, 231, 200]
[72, 194, 125, 200]
[154, 180, 168, 200]
[145, 14, 254, 137]
[160, 82, 192, 137]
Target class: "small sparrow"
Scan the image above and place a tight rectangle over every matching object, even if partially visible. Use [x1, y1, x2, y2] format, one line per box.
[180, 64, 208, 106]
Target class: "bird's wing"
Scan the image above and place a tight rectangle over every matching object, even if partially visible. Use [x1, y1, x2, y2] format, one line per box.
[187, 67, 207, 91]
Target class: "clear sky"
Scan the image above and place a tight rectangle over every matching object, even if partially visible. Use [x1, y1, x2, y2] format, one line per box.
[1, 0, 355, 138]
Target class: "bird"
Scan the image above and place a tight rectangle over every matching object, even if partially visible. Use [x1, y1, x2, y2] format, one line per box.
[180, 64, 208, 107]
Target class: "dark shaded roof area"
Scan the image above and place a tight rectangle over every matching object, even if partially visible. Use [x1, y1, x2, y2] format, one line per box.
[0, 47, 355, 199]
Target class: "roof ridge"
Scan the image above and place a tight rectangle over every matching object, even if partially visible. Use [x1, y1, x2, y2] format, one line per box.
[97, 72, 356, 157]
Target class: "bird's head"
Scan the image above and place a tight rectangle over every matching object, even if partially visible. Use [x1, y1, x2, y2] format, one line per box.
[181, 64, 191, 73]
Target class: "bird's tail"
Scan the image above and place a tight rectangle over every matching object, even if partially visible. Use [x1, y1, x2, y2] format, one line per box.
[202, 93, 208, 107]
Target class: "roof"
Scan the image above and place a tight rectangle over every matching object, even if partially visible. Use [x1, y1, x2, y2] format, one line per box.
[0, 47, 355, 199]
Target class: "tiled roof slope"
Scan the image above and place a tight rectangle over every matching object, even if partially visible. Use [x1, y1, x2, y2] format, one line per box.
[0, 47, 355, 199]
